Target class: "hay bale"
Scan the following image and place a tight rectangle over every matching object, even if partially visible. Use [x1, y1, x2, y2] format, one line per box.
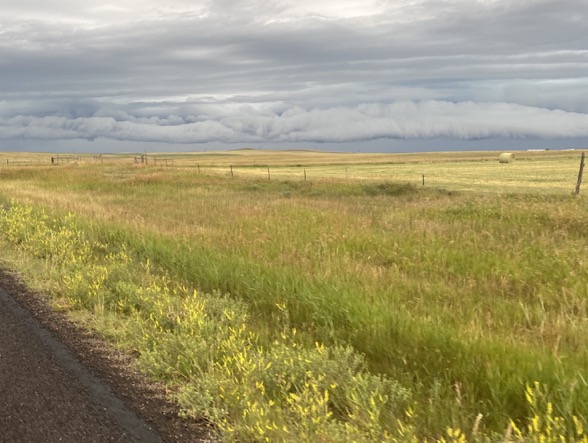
[499, 152, 515, 163]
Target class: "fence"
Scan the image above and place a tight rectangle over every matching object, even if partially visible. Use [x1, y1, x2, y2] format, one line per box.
[1, 152, 585, 195]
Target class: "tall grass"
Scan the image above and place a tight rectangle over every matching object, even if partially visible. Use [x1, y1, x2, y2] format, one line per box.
[0, 160, 587, 437]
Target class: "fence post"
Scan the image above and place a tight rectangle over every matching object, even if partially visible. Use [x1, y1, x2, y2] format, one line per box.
[304, 168, 307, 181]
[575, 152, 585, 195]
[267, 166, 271, 181]
[230, 165, 234, 177]
[422, 174, 425, 186]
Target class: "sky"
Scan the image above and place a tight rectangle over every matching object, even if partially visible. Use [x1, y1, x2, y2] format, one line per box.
[1, 0, 588, 153]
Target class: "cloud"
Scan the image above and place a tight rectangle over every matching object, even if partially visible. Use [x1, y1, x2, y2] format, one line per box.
[1, 0, 587, 150]
[2, 100, 588, 144]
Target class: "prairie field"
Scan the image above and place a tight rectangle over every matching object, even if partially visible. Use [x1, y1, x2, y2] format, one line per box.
[0, 149, 587, 441]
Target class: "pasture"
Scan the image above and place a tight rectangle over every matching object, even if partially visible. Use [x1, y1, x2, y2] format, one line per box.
[0, 149, 586, 441]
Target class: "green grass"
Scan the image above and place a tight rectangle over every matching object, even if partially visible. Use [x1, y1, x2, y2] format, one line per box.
[0, 150, 587, 439]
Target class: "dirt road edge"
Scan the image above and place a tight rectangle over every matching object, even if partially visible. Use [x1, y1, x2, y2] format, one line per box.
[0, 268, 213, 443]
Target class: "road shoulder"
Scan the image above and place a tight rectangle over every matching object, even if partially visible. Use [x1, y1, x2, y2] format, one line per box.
[0, 268, 212, 442]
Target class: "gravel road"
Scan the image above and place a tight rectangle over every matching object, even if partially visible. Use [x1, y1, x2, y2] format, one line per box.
[0, 269, 211, 443]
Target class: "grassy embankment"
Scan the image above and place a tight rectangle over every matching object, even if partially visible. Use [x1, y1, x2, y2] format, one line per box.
[0, 150, 587, 441]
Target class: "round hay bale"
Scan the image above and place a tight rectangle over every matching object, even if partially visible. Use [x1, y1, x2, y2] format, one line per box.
[499, 152, 515, 163]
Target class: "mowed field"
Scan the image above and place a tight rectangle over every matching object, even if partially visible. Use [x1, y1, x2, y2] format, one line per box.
[163, 149, 581, 194]
[0, 148, 581, 194]
[0, 149, 587, 441]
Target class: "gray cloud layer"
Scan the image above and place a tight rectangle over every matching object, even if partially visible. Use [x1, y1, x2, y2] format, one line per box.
[3, 100, 588, 144]
[1, 0, 588, 148]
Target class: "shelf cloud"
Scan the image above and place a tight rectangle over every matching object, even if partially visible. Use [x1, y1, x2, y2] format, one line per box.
[3, 100, 588, 144]
[1, 0, 587, 150]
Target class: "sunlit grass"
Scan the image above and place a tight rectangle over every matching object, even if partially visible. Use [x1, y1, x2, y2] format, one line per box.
[0, 149, 587, 438]
[0, 148, 582, 194]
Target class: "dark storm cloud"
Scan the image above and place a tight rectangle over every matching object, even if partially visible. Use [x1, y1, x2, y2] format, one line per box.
[1, 0, 587, 147]
[3, 100, 588, 144]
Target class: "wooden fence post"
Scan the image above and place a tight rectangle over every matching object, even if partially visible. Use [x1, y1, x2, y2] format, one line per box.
[267, 166, 271, 181]
[230, 165, 234, 177]
[575, 152, 585, 195]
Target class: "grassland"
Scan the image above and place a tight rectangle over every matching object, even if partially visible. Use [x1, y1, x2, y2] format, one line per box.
[0, 149, 587, 441]
[0, 148, 580, 193]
